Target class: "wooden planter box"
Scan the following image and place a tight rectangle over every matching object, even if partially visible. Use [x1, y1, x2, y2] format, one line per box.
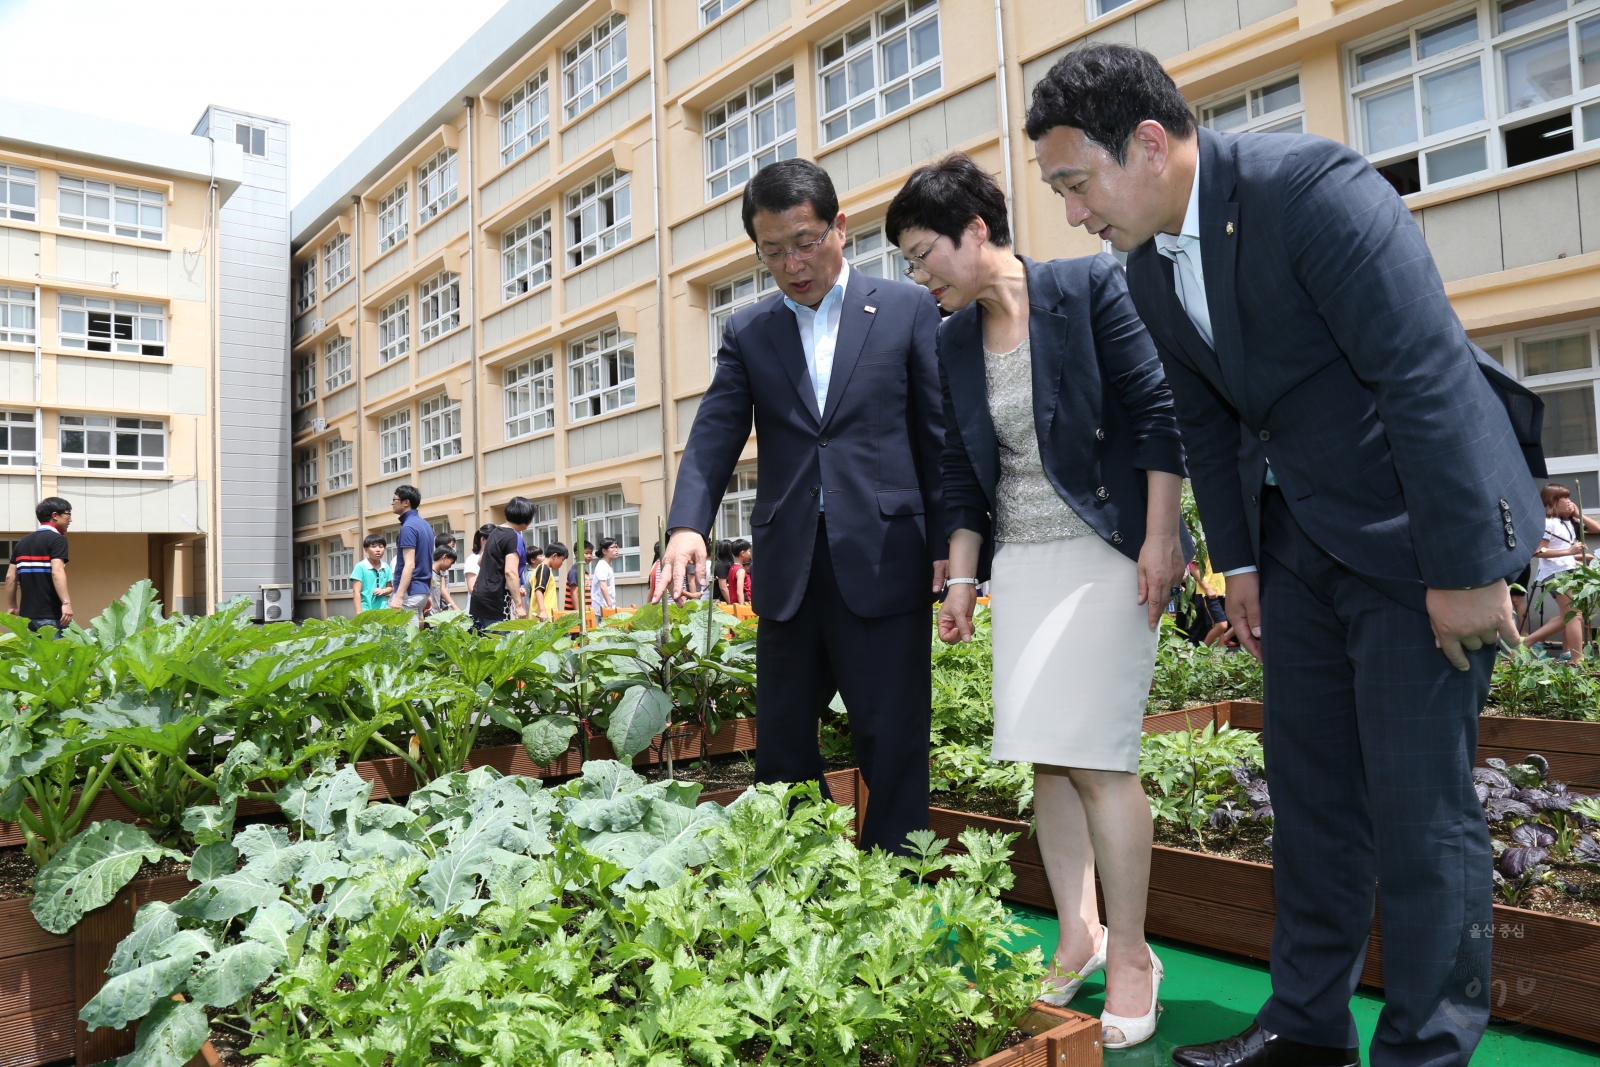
[971, 1002, 1101, 1066]
[1479, 715, 1600, 792]
[0, 718, 760, 848]
[927, 803, 1600, 1047]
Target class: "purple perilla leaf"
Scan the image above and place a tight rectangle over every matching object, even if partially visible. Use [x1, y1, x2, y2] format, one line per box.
[1485, 797, 1536, 822]
[1499, 846, 1549, 878]
[1474, 766, 1513, 790]
[1509, 823, 1555, 849]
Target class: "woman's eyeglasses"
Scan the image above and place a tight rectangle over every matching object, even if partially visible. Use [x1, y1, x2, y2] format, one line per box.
[754, 222, 835, 267]
[901, 234, 949, 278]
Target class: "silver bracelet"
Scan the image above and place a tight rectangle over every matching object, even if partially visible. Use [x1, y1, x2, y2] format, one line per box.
[945, 577, 980, 587]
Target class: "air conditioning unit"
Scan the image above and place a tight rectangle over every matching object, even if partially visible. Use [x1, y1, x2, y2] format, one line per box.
[311, 317, 327, 333]
[259, 584, 292, 622]
[311, 417, 327, 433]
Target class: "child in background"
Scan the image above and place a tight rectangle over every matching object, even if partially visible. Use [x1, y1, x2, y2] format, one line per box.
[350, 534, 394, 614]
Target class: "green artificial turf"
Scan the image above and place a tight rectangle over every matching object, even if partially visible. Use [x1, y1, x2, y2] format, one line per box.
[1007, 906, 1600, 1066]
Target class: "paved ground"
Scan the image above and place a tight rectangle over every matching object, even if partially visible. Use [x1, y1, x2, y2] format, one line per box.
[1009, 906, 1600, 1066]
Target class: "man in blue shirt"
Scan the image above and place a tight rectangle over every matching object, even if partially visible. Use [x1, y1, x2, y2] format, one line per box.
[387, 484, 434, 623]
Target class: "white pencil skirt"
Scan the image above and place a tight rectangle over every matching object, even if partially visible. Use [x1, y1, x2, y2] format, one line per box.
[989, 533, 1158, 774]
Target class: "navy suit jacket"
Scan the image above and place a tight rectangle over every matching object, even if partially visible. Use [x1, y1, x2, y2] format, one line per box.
[939, 254, 1188, 580]
[667, 268, 946, 621]
[1125, 128, 1543, 602]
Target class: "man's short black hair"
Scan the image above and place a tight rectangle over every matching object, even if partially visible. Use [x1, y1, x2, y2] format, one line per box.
[434, 547, 458, 563]
[394, 484, 421, 510]
[544, 542, 569, 560]
[741, 158, 840, 242]
[363, 532, 386, 549]
[1024, 44, 1196, 164]
[504, 496, 535, 524]
[35, 497, 71, 524]
[886, 152, 1011, 249]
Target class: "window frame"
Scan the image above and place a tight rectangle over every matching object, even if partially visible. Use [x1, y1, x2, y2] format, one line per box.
[377, 181, 408, 253]
[326, 437, 353, 492]
[322, 233, 352, 293]
[420, 393, 463, 465]
[379, 408, 412, 475]
[563, 13, 628, 121]
[379, 296, 410, 365]
[0, 165, 37, 223]
[1197, 68, 1307, 135]
[705, 67, 799, 200]
[530, 500, 559, 555]
[568, 328, 636, 423]
[295, 445, 319, 501]
[324, 335, 352, 393]
[500, 69, 551, 166]
[58, 414, 166, 472]
[0, 287, 37, 345]
[57, 294, 166, 357]
[294, 352, 317, 409]
[295, 541, 321, 596]
[843, 225, 909, 281]
[235, 123, 268, 158]
[566, 169, 631, 268]
[817, 0, 942, 146]
[570, 489, 641, 575]
[718, 468, 759, 540]
[708, 268, 776, 374]
[58, 175, 165, 241]
[502, 208, 553, 299]
[326, 538, 354, 594]
[504, 352, 556, 440]
[1476, 316, 1600, 483]
[0, 410, 37, 467]
[418, 271, 461, 345]
[417, 149, 459, 225]
[294, 259, 317, 316]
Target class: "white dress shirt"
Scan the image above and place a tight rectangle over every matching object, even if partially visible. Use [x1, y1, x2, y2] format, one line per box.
[783, 261, 852, 510]
[1155, 165, 1264, 575]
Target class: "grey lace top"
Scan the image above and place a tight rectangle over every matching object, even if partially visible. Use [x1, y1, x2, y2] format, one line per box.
[984, 337, 1094, 544]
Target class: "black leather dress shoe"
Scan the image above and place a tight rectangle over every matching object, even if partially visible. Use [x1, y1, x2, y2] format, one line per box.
[1170, 1023, 1359, 1067]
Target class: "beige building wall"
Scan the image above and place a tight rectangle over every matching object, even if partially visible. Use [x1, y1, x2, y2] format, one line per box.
[0, 127, 234, 621]
[290, 0, 1600, 614]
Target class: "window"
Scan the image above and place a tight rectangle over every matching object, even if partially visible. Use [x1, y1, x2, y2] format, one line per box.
[1478, 317, 1600, 493]
[1523, 332, 1593, 376]
[568, 328, 635, 421]
[380, 409, 412, 474]
[294, 353, 317, 408]
[326, 437, 353, 492]
[1091, 0, 1134, 14]
[702, 0, 747, 23]
[420, 394, 462, 464]
[59, 415, 165, 471]
[844, 226, 908, 280]
[500, 70, 551, 165]
[719, 469, 759, 539]
[1347, 2, 1600, 193]
[430, 520, 466, 586]
[566, 170, 631, 267]
[706, 68, 798, 199]
[326, 539, 354, 594]
[502, 209, 553, 299]
[58, 176, 164, 241]
[564, 13, 628, 120]
[377, 182, 408, 253]
[324, 335, 352, 393]
[379, 296, 410, 364]
[417, 149, 459, 224]
[235, 123, 267, 158]
[294, 259, 317, 316]
[709, 269, 776, 370]
[0, 166, 36, 222]
[323, 234, 351, 292]
[0, 411, 36, 466]
[505, 353, 555, 439]
[295, 446, 319, 500]
[295, 541, 321, 596]
[57, 295, 166, 356]
[0, 288, 36, 344]
[1200, 71, 1306, 134]
[418, 271, 461, 343]
[530, 500, 559, 554]
[571, 490, 640, 574]
[818, 0, 941, 144]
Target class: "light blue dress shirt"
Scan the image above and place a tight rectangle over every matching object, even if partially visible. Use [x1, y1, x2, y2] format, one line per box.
[782, 261, 852, 510]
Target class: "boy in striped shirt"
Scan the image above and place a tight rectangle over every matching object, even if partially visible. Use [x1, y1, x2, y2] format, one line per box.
[5, 496, 72, 633]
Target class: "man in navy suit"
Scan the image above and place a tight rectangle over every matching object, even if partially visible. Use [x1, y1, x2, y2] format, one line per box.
[1023, 46, 1543, 1067]
[660, 158, 947, 853]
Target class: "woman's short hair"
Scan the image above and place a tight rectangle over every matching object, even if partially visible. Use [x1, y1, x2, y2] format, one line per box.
[1541, 483, 1573, 509]
[886, 153, 1011, 249]
[504, 496, 535, 524]
[1024, 44, 1195, 164]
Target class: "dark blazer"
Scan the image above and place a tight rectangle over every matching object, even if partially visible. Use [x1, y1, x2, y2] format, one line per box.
[1124, 127, 1542, 600]
[667, 267, 946, 621]
[939, 254, 1188, 579]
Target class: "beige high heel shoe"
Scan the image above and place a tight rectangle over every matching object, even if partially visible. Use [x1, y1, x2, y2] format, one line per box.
[1037, 924, 1107, 1007]
[1100, 942, 1163, 1049]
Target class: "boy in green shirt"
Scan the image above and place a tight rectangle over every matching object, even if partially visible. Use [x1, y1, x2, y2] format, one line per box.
[350, 533, 394, 613]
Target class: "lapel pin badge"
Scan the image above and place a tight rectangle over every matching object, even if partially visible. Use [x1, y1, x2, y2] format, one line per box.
[864, 305, 877, 313]
[1225, 221, 1235, 235]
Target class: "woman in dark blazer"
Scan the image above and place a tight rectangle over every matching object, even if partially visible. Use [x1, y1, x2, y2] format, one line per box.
[887, 154, 1187, 1050]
